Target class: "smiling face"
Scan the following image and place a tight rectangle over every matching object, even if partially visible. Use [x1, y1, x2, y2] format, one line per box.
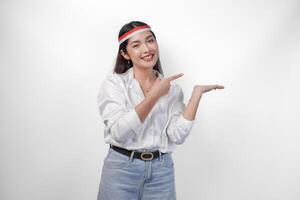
[120, 31, 159, 70]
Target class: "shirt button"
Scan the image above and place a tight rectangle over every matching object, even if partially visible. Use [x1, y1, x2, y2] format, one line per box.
[129, 85, 133, 89]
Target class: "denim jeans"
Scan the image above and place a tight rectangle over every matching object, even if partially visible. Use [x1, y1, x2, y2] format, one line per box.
[97, 147, 176, 200]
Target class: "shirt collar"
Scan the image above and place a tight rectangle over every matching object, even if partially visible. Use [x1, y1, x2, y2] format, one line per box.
[124, 67, 162, 91]
[127, 67, 163, 80]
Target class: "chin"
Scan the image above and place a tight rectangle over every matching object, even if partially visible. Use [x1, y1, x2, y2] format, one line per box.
[138, 61, 157, 69]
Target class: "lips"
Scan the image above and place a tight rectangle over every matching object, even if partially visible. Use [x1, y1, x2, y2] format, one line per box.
[141, 54, 154, 61]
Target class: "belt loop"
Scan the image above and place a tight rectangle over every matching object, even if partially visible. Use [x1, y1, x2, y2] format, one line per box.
[159, 151, 162, 162]
[129, 151, 135, 162]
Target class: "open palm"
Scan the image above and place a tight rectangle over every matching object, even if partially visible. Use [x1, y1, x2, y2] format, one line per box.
[193, 84, 225, 95]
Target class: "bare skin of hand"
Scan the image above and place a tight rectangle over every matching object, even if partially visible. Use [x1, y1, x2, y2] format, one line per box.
[191, 84, 225, 100]
[135, 73, 184, 123]
[183, 84, 225, 121]
[136, 72, 225, 123]
[147, 73, 184, 100]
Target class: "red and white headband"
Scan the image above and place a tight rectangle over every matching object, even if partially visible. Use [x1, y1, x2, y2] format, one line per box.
[118, 25, 151, 45]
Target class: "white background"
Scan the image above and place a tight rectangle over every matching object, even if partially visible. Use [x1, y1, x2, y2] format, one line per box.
[1, 0, 300, 199]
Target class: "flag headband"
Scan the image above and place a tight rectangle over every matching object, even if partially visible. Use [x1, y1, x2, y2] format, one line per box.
[118, 25, 151, 45]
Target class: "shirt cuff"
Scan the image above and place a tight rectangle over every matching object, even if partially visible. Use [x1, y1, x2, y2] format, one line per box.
[123, 108, 143, 134]
[178, 114, 195, 133]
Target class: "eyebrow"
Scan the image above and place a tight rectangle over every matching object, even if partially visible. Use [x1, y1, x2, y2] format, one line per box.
[129, 35, 154, 44]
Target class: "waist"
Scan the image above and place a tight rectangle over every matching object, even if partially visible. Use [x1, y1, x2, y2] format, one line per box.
[110, 145, 167, 161]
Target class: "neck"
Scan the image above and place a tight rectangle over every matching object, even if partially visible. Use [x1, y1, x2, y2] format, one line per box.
[133, 66, 157, 83]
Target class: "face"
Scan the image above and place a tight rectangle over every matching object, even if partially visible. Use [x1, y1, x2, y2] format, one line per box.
[121, 31, 159, 70]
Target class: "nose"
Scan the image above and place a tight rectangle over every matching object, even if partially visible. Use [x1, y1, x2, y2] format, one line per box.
[142, 43, 150, 52]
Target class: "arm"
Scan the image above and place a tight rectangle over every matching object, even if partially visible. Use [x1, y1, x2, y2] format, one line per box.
[98, 73, 183, 143]
[135, 95, 160, 123]
[166, 84, 225, 145]
[182, 88, 202, 120]
[135, 73, 184, 123]
[166, 86, 195, 145]
[183, 84, 225, 120]
[97, 75, 146, 143]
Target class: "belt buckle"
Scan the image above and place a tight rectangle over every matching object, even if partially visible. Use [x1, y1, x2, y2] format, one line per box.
[141, 152, 154, 161]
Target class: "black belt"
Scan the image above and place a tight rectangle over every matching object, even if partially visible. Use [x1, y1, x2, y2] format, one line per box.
[110, 145, 167, 161]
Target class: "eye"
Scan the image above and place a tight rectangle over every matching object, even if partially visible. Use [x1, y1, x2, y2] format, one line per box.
[148, 39, 154, 43]
[133, 44, 139, 48]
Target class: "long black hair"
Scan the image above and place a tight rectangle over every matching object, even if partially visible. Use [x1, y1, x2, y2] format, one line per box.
[113, 21, 164, 75]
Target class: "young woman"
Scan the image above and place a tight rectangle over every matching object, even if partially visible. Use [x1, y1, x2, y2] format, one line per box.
[97, 21, 224, 200]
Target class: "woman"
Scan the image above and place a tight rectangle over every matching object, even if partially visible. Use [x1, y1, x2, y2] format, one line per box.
[97, 21, 224, 200]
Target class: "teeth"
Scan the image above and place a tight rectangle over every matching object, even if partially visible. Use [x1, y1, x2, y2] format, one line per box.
[142, 55, 153, 60]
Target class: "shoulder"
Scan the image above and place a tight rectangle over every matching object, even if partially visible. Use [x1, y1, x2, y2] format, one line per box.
[100, 72, 127, 89]
[97, 70, 132, 99]
[97, 73, 127, 103]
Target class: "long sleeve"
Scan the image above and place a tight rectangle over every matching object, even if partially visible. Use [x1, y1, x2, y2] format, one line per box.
[166, 85, 195, 145]
[97, 74, 143, 143]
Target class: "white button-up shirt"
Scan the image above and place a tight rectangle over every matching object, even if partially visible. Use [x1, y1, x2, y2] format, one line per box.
[97, 67, 194, 153]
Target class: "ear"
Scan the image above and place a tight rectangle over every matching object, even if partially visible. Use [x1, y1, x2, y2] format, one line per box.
[120, 50, 130, 60]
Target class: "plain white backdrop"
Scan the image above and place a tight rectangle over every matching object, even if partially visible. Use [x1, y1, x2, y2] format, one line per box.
[1, 0, 300, 199]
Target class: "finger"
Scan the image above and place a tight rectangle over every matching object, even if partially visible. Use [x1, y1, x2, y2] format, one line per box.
[165, 73, 184, 82]
[214, 85, 225, 89]
[216, 85, 225, 89]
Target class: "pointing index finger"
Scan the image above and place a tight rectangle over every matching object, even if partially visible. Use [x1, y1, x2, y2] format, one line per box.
[165, 73, 184, 82]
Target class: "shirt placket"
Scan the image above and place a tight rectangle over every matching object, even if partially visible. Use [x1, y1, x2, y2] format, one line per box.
[131, 78, 158, 151]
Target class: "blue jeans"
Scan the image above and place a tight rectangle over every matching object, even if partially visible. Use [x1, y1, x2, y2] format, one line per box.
[97, 147, 177, 200]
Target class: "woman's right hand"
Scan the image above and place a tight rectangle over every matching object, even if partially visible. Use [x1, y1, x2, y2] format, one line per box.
[147, 73, 184, 100]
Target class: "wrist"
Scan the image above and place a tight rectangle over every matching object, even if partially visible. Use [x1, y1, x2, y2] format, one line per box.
[145, 94, 159, 104]
[188, 98, 200, 105]
[190, 92, 202, 101]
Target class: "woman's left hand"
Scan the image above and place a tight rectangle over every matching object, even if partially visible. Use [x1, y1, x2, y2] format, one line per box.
[191, 84, 225, 100]
[183, 84, 225, 120]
